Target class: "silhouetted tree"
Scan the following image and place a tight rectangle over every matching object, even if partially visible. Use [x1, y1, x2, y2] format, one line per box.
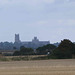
[51, 39, 75, 59]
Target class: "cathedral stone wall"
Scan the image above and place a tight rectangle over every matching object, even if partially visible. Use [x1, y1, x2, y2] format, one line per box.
[14, 34, 50, 49]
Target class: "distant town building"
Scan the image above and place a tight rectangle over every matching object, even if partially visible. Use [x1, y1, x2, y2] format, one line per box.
[14, 34, 50, 49]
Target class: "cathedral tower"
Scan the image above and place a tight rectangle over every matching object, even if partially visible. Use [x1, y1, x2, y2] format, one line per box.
[15, 34, 21, 43]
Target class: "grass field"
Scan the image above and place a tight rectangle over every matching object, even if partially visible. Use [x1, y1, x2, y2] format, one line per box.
[0, 59, 75, 75]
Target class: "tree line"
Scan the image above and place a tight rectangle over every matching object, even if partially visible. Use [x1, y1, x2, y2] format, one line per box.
[13, 39, 75, 59]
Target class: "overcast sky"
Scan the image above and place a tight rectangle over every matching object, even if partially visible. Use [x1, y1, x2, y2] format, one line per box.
[0, 0, 75, 43]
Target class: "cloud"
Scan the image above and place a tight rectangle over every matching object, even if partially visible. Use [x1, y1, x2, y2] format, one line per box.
[36, 19, 75, 27]
[42, 0, 55, 3]
[0, 0, 75, 7]
[63, 19, 75, 26]
[0, 0, 55, 6]
[0, 0, 10, 5]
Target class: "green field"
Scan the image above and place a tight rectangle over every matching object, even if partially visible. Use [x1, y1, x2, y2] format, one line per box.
[0, 59, 75, 75]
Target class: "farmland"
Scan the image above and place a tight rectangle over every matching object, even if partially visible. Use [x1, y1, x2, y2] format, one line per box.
[0, 59, 75, 75]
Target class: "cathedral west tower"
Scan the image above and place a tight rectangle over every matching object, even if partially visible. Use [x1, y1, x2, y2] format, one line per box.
[15, 34, 21, 43]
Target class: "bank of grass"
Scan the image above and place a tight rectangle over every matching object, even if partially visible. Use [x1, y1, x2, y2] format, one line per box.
[0, 55, 48, 61]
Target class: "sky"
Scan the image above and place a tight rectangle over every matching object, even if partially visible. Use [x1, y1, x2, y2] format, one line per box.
[0, 0, 75, 43]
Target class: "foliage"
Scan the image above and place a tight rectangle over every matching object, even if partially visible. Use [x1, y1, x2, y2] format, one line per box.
[13, 46, 34, 56]
[13, 51, 21, 56]
[20, 46, 34, 55]
[36, 44, 56, 55]
[51, 39, 75, 59]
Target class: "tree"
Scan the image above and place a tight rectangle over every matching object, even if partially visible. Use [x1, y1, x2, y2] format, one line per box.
[36, 44, 56, 55]
[51, 39, 75, 59]
[20, 46, 34, 55]
[13, 46, 34, 56]
[13, 51, 20, 56]
[13, 47, 17, 50]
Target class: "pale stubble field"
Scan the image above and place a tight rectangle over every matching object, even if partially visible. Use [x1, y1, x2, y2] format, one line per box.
[0, 59, 75, 75]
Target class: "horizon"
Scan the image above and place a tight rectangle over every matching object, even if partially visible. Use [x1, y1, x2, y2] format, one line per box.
[0, 34, 74, 44]
[0, 0, 75, 43]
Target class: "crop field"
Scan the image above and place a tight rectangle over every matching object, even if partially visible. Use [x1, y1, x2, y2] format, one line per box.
[0, 59, 75, 75]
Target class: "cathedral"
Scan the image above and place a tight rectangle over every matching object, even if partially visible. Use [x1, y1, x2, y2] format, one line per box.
[14, 34, 50, 49]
